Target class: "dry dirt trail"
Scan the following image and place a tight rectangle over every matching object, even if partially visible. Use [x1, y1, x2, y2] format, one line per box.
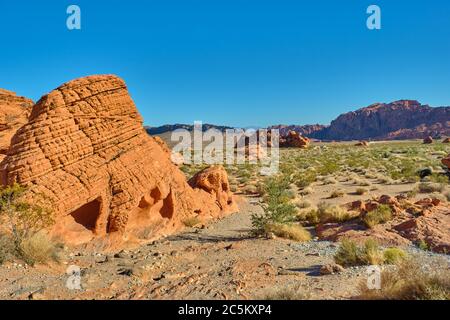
[1, 197, 444, 300]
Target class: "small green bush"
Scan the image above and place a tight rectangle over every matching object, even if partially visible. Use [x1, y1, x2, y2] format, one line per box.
[362, 204, 392, 228]
[251, 176, 298, 236]
[383, 247, 408, 264]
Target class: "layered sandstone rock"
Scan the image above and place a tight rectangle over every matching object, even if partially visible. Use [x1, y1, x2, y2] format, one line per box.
[0, 75, 236, 245]
[280, 131, 310, 148]
[0, 89, 33, 160]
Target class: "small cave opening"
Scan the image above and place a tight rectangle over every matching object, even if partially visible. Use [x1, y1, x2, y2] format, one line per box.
[69, 198, 102, 232]
[160, 191, 174, 219]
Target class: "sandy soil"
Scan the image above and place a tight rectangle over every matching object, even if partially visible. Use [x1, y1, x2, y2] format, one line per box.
[0, 197, 446, 300]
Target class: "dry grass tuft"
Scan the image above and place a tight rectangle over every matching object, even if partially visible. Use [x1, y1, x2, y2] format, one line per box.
[265, 223, 311, 242]
[18, 231, 61, 266]
[182, 216, 202, 227]
[358, 257, 450, 300]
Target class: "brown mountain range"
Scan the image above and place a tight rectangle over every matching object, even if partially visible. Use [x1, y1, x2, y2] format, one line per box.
[270, 100, 450, 141]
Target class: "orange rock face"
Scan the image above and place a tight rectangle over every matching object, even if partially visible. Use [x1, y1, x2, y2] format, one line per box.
[0, 89, 33, 160]
[442, 137, 450, 143]
[188, 166, 237, 213]
[0, 75, 236, 245]
[280, 131, 310, 148]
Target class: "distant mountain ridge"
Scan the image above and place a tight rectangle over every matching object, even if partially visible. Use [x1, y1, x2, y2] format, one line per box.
[147, 100, 450, 141]
[269, 100, 450, 141]
[145, 123, 234, 135]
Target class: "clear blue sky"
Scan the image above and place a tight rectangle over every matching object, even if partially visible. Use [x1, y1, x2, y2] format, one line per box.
[1, 0, 450, 127]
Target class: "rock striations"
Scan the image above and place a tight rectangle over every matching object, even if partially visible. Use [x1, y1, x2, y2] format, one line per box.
[0, 75, 237, 245]
[0, 89, 34, 160]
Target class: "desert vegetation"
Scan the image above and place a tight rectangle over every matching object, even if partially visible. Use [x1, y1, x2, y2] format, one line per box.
[334, 239, 408, 267]
[358, 256, 450, 300]
[250, 176, 311, 241]
[0, 184, 60, 266]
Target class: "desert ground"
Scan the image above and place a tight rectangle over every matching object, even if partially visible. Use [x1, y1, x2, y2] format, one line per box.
[1, 139, 449, 300]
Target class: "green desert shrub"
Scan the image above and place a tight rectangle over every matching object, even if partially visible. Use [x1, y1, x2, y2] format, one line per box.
[362, 204, 392, 228]
[251, 176, 298, 236]
[0, 183, 58, 266]
[334, 239, 385, 267]
[383, 247, 408, 264]
[294, 172, 317, 189]
[417, 239, 430, 251]
[334, 239, 362, 267]
[362, 239, 386, 265]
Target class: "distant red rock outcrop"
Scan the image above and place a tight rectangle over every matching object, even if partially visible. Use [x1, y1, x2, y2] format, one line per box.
[442, 154, 450, 170]
[280, 130, 310, 148]
[0, 89, 33, 160]
[0, 75, 237, 245]
[423, 136, 433, 144]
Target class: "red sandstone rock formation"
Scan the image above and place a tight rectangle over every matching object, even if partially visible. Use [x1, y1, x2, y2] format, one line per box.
[442, 137, 450, 143]
[442, 154, 450, 169]
[423, 136, 433, 144]
[280, 131, 310, 148]
[0, 89, 33, 160]
[0, 75, 236, 245]
[188, 166, 237, 212]
[355, 141, 369, 147]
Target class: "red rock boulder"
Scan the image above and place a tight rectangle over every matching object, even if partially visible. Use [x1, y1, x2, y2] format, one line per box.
[423, 136, 433, 144]
[442, 154, 450, 169]
[280, 131, 310, 148]
[188, 165, 237, 213]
